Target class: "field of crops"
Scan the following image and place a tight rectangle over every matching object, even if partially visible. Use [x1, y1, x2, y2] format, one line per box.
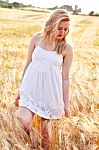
[0, 8, 99, 150]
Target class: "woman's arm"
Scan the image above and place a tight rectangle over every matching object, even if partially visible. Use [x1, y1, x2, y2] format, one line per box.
[20, 35, 36, 82]
[15, 34, 37, 106]
[62, 44, 73, 116]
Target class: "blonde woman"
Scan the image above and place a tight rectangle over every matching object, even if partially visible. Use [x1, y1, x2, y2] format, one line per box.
[15, 9, 73, 149]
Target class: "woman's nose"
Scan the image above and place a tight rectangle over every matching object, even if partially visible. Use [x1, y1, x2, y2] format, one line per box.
[62, 30, 65, 35]
[59, 29, 64, 34]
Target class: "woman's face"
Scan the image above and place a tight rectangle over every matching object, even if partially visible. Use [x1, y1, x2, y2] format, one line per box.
[55, 21, 70, 40]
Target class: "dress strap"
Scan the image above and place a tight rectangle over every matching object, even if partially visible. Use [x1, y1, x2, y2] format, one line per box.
[37, 33, 43, 47]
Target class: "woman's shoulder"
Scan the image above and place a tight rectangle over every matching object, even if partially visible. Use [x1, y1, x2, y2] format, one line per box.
[30, 32, 42, 46]
[66, 44, 73, 51]
[31, 32, 42, 41]
[66, 43, 73, 53]
[62, 43, 73, 58]
[65, 44, 73, 58]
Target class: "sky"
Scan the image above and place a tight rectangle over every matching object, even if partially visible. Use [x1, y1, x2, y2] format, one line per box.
[9, 0, 99, 13]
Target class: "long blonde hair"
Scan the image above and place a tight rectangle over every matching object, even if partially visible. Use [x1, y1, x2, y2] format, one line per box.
[42, 9, 70, 54]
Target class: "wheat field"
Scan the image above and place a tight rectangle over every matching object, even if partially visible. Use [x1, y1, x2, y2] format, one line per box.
[0, 8, 99, 150]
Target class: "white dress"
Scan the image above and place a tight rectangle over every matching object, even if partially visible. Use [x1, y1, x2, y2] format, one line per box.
[19, 46, 65, 119]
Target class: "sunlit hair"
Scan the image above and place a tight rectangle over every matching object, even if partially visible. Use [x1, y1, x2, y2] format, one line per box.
[42, 9, 70, 55]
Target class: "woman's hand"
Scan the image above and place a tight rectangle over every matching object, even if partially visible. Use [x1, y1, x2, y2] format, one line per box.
[15, 92, 20, 107]
[64, 107, 71, 117]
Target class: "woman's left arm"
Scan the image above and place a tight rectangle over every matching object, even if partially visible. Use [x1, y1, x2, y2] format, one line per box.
[62, 44, 73, 117]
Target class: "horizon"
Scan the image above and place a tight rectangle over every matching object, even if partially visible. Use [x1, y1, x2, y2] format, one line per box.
[8, 0, 99, 13]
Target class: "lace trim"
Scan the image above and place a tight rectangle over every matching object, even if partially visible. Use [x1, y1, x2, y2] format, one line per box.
[19, 96, 64, 119]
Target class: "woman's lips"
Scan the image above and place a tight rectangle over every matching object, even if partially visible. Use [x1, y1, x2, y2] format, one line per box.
[58, 35, 62, 37]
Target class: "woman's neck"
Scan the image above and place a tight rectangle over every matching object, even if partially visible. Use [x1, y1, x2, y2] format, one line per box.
[41, 37, 56, 51]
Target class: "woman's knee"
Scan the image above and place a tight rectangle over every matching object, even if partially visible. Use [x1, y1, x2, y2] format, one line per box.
[17, 106, 34, 129]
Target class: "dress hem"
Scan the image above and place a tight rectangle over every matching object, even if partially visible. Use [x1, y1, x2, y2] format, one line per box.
[19, 104, 64, 120]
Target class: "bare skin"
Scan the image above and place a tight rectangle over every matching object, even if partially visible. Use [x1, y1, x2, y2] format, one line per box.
[17, 107, 34, 132]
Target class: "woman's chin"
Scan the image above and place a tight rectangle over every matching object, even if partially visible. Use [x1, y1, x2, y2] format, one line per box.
[56, 36, 63, 40]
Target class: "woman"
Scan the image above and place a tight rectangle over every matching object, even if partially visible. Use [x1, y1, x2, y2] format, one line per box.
[15, 9, 73, 149]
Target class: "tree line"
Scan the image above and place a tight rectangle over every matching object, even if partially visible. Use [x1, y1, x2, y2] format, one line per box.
[0, 0, 98, 16]
[0, 0, 31, 8]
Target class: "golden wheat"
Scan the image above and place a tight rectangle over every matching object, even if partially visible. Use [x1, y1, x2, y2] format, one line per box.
[0, 8, 99, 150]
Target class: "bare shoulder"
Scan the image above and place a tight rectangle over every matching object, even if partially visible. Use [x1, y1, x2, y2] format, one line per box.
[66, 44, 73, 53]
[64, 44, 73, 58]
[30, 32, 42, 46]
[31, 32, 42, 39]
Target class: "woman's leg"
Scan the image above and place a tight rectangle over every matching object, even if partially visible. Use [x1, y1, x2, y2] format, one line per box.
[17, 106, 34, 133]
[41, 118, 52, 150]
[17, 107, 39, 149]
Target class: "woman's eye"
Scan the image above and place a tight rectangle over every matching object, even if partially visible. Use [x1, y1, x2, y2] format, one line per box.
[58, 28, 68, 31]
[64, 28, 68, 31]
[58, 28, 61, 30]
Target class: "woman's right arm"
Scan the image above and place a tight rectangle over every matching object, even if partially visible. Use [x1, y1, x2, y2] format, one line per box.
[20, 35, 36, 82]
[15, 34, 36, 106]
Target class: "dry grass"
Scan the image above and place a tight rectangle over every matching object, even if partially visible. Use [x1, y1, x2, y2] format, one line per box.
[0, 8, 99, 150]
